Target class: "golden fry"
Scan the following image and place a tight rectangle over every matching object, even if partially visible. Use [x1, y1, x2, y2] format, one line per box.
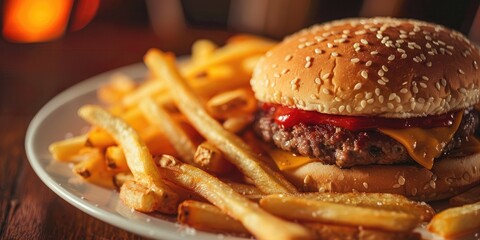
[158, 155, 312, 240]
[140, 98, 197, 163]
[206, 88, 256, 120]
[105, 145, 129, 172]
[78, 105, 179, 214]
[178, 200, 249, 236]
[428, 201, 480, 238]
[49, 134, 87, 161]
[260, 194, 419, 232]
[144, 49, 297, 194]
[191, 39, 217, 63]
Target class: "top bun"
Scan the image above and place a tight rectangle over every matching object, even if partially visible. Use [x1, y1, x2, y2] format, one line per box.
[251, 17, 480, 118]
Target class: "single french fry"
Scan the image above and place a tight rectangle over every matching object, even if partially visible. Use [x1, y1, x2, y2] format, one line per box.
[78, 105, 179, 214]
[49, 134, 88, 161]
[298, 192, 435, 222]
[105, 146, 129, 172]
[86, 127, 115, 148]
[178, 200, 249, 236]
[140, 98, 196, 164]
[194, 141, 233, 174]
[144, 49, 297, 194]
[304, 222, 420, 240]
[427, 201, 480, 238]
[206, 88, 256, 120]
[192, 39, 218, 63]
[223, 181, 264, 196]
[450, 185, 480, 206]
[223, 116, 253, 133]
[72, 148, 115, 188]
[158, 155, 312, 240]
[260, 194, 419, 232]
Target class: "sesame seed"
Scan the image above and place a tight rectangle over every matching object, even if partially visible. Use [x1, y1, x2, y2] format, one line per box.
[459, 88, 467, 94]
[426, 42, 432, 48]
[375, 88, 380, 96]
[458, 69, 465, 75]
[422, 76, 429, 81]
[314, 78, 321, 84]
[273, 73, 280, 78]
[298, 44, 306, 49]
[284, 55, 293, 61]
[353, 42, 360, 48]
[420, 82, 428, 88]
[360, 100, 367, 108]
[378, 69, 384, 77]
[355, 47, 361, 52]
[362, 182, 369, 189]
[435, 82, 441, 90]
[322, 73, 330, 80]
[354, 83, 362, 90]
[350, 58, 360, 63]
[305, 61, 312, 68]
[382, 65, 388, 72]
[355, 30, 366, 35]
[426, 62, 432, 67]
[332, 52, 339, 57]
[315, 36, 325, 42]
[387, 93, 395, 101]
[400, 88, 408, 94]
[365, 60, 372, 67]
[370, 51, 378, 55]
[322, 88, 330, 95]
[446, 45, 454, 50]
[387, 102, 394, 109]
[420, 54, 426, 60]
[412, 85, 419, 94]
[381, 76, 389, 82]
[425, 35, 432, 41]
[306, 56, 312, 61]
[361, 70, 368, 79]
[327, 43, 334, 48]
[305, 41, 315, 47]
[441, 78, 447, 87]
[314, 48, 323, 54]
[378, 95, 384, 103]
[398, 176, 406, 185]
[281, 69, 290, 75]
[430, 180, 436, 189]
[401, 53, 407, 59]
[388, 55, 395, 61]
[397, 48, 405, 53]
[360, 39, 369, 45]
[377, 79, 386, 85]
[413, 57, 420, 63]
[474, 61, 478, 70]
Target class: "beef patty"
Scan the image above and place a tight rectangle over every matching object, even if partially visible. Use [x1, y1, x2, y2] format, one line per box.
[254, 106, 479, 168]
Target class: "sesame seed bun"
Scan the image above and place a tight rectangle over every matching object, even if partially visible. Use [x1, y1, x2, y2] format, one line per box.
[251, 17, 480, 118]
[283, 152, 480, 202]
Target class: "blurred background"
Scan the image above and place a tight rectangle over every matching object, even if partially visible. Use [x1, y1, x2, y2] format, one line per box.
[1, 0, 479, 123]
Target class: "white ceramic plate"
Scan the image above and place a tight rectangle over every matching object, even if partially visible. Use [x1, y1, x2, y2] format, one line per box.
[25, 63, 245, 240]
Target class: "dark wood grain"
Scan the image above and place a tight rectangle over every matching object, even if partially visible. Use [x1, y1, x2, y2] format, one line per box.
[0, 20, 232, 240]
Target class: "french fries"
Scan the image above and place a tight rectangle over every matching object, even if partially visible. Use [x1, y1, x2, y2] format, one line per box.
[191, 39, 217, 63]
[49, 134, 87, 161]
[105, 146, 129, 172]
[260, 194, 419, 232]
[178, 200, 249, 236]
[427, 201, 480, 238]
[206, 88, 256, 120]
[140, 98, 196, 164]
[144, 49, 297, 194]
[78, 105, 179, 214]
[158, 155, 312, 240]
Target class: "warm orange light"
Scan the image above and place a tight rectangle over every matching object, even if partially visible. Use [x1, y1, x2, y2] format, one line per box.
[71, 0, 99, 31]
[2, 0, 73, 43]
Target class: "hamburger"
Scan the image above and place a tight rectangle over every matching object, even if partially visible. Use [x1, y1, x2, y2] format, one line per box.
[250, 17, 480, 201]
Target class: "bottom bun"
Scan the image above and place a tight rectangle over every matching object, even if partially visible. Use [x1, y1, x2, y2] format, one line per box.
[283, 153, 480, 202]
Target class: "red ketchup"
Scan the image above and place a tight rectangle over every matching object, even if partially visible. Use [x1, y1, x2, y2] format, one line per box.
[263, 104, 457, 131]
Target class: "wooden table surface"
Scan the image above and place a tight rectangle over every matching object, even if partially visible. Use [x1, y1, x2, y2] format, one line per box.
[0, 22, 233, 240]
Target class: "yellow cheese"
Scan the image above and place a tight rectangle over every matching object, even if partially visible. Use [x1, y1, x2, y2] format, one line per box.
[264, 146, 315, 170]
[379, 112, 463, 169]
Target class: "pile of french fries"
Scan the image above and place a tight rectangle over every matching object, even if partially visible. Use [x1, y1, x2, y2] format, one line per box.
[49, 35, 480, 239]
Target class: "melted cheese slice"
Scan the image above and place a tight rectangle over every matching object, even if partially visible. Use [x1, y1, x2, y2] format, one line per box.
[264, 146, 314, 170]
[379, 112, 463, 169]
